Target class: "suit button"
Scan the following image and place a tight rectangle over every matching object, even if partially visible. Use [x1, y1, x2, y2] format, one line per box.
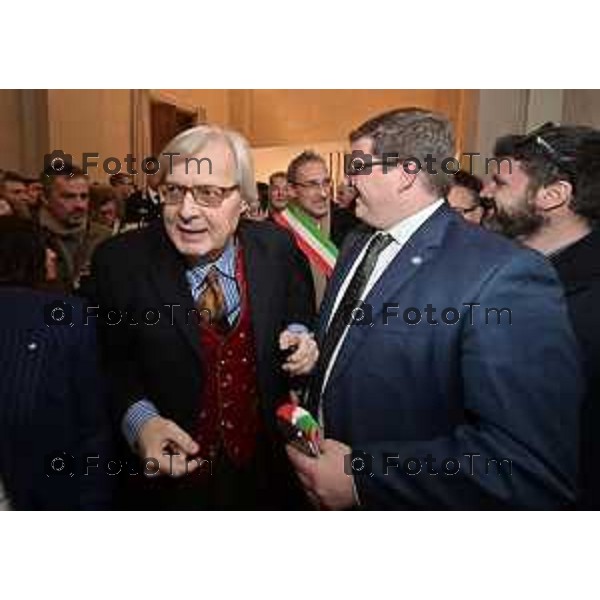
[27, 342, 38, 351]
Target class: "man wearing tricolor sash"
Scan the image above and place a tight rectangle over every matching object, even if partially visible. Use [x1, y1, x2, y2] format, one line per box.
[272, 151, 339, 308]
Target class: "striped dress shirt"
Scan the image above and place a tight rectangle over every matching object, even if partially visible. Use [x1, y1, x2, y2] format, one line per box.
[123, 240, 240, 446]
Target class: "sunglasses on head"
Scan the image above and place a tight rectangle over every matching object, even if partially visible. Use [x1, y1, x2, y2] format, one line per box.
[519, 122, 577, 177]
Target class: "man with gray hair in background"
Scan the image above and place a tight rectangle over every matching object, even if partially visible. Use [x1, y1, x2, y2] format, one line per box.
[89, 124, 318, 510]
[287, 108, 582, 510]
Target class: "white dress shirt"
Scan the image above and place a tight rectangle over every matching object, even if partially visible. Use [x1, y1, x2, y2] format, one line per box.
[320, 199, 445, 400]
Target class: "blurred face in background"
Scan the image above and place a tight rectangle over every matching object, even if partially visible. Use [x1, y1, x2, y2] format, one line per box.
[0, 199, 14, 216]
[447, 185, 484, 224]
[26, 182, 44, 207]
[46, 176, 91, 229]
[335, 179, 358, 209]
[290, 160, 331, 220]
[112, 178, 134, 202]
[3, 180, 29, 211]
[268, 175, 289, 212]
[98, 199, 119, 228]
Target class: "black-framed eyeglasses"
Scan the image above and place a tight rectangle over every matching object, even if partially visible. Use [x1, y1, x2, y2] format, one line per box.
[290, 178, 333, 191]
[159, 183, 240, 208]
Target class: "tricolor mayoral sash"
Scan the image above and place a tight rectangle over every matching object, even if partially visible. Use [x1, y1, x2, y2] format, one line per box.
[273, 204, 339, 277]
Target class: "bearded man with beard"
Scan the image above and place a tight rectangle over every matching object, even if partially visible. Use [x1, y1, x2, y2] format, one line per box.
[482, 124, 600, 509]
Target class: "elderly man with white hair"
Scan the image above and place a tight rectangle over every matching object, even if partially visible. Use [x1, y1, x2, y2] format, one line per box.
[89, 125, 317, 510]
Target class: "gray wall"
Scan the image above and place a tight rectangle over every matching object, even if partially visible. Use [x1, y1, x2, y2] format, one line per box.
[471, 89, 600, 177]
[563, 90, 600, 128]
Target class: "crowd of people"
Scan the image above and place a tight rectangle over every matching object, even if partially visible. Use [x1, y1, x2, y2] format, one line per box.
[1, 108, 599, 510]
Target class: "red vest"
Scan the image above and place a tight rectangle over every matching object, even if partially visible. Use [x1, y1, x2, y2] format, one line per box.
[193, 246, 263, 468]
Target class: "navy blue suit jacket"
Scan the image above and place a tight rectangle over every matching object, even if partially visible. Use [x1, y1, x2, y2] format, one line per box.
[318, 205, 583, 510]
[0, 287, 113, 509]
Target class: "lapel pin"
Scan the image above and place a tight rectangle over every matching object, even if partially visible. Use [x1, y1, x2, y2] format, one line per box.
[411, 255, 423, 266]
[27, 342, 38, 351]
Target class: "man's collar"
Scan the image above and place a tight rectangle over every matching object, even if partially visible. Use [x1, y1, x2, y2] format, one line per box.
[187, 238, 236, 277]
[384, 199, 445, 245]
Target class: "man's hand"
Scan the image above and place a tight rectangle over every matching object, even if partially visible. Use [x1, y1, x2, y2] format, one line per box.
[137, 416, 202, 477]
[279, 329, 318, 376]
[286, 438, 356, 510]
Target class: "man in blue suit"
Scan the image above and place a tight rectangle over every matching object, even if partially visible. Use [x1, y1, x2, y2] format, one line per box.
[287, 108, 583, 510]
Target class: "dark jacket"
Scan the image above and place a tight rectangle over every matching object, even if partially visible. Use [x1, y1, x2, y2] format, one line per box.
[551, 228, 600, 509]
[319, 205, 583, 510]
[0, 288, 114, 509]
[87, 219, 315, 509]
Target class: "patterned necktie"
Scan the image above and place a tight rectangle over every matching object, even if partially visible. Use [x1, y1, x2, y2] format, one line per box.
[196, 266, 229, 331]
[306, 232, 394, 411]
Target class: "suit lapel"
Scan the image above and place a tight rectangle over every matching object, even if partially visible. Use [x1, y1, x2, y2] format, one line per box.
[145, 222, 279, 368]
[324, 205, 453, 392]
[238, 222, 277, 368]
[147, 224, 202, 360]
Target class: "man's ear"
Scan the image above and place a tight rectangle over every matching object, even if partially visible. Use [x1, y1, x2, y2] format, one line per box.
[537, 180, 573, 212]
[401, 159, 421, 177]
[395, 159, 419, 192]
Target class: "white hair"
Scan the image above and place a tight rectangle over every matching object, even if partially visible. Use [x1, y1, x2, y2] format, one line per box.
[158, 124, 258, 204]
